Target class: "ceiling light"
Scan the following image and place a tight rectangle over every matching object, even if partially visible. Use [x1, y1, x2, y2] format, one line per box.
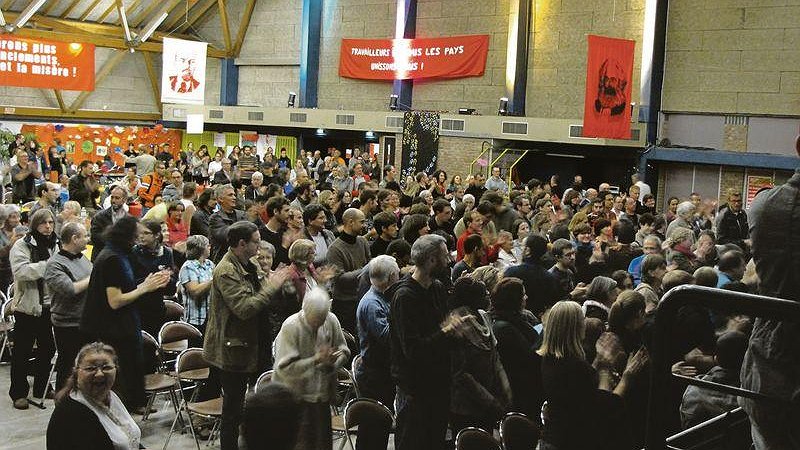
[389, 94, 398, 111]
[14, 0, 46, 30]
[138, 11, 168, 44]
[498, 97, 509, 116]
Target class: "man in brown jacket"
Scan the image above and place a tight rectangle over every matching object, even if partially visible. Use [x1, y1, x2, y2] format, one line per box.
[203, 220, 288, 450]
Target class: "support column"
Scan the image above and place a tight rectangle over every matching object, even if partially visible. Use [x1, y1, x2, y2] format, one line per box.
[638, 0, 669, 146]
[504, 0, 531, 116]
[299, 0, 323, 108]
[392, 0, 417, 111]
[220, 58, 239, 106]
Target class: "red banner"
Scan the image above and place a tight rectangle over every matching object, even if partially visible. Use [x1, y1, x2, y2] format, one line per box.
[582, 35, 635, 140]
[0, 35, 95, 91]
[339, 35, 489, 81]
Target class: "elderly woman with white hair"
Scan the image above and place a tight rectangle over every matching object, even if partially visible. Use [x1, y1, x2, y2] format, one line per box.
[273, 287, 350, 450]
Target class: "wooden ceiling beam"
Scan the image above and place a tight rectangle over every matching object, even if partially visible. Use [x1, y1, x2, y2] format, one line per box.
[59, 0, 82, 18]
[53, 90, 66, 112]
[177, 0, 215, 33]
[0, 105, 161, 121]
[142, 51, 162, 114]
[43, 0, 62, 16]
[232, 0, 256, 57]
[96, 1, 118, 23]
[162, 0, 198, 31]
[130, 0, 159, 28]
[13, 27, 227, 58]
[78, 0, 103, 21]
[115, 0, 139, 25]
[217, 0, 232, 54]
[68, 49, 128, 113]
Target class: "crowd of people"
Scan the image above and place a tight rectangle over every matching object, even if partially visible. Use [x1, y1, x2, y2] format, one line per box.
[0, 131, 796, 450]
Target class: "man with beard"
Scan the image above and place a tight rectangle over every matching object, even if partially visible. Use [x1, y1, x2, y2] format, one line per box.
[209, 184, 246, 263]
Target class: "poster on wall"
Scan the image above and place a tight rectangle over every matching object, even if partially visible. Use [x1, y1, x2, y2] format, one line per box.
[339, 35, 490, 80]
[0, 35, 95, 90]
[745, 175, 773, 209]
[581, 35, 635, 140]
[161, 38, 207, 105]
[400, 112, 440, 185]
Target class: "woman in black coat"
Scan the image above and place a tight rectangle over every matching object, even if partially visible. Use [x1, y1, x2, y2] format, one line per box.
[487, 276, 544, 421]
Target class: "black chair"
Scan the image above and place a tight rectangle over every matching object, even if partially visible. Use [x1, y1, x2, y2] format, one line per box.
[455, 427, 501, 450]
[500, 412, 540, 450]
[332, 397, 394, 450]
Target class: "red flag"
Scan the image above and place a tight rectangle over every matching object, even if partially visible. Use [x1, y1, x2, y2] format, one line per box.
[582, 35, 635, 140]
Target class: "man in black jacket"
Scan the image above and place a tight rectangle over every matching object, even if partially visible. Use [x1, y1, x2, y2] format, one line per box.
[89, 186, 127, 262]
[389, 234, 470, 450]
[208, 184, 246, 262]
[504, 234, 560, 317]
[716, 192, 749, 250]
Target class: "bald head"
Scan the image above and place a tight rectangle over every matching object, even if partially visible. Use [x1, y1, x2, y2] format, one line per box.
[342, 208, 366, 236]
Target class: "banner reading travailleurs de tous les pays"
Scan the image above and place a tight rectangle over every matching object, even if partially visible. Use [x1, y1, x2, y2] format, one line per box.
[582, 35, 635, 140]
[0, 35, 95, 91]
[339, 35, 489, 81]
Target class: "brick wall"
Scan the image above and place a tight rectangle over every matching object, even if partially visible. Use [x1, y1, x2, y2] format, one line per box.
[662, 0, 800, 115]
[719, 166, 745, 204]
[526, 0, 646, 119]
[436, 135, 488, 178]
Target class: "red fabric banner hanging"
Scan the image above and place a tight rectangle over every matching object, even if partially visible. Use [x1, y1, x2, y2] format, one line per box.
[0, 35, 95, 91]
[339, 35, 489, 81]
[582, 35, 635, 140]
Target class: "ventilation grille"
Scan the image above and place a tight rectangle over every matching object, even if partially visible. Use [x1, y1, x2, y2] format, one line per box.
[289, 112, 307, 123]
[171, 108, 186, 118]
[247, 111, 264, 121]
[385, 116, 403, 128]
[724, 115, 749, 125]
[336, 114, 355, 125]
[208, 109, 224, 119]
[501, 121, 528, 135]
[569, 124, 641, 141]
[441, 118, 465, 132]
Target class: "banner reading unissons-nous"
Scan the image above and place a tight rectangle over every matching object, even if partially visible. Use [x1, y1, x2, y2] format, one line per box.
[0, 35, 95, 91]
[339, 35, 489, 81]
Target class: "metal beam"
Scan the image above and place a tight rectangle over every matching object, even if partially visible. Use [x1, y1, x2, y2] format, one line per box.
[177, 0, 215, 33]
[638, 0, 669, 146]
[392, 0, 417, 111]
[504, 0, 531, 116]
[59, 0, 81, 18]
[78, 0, 103, 21]
[53, 90, 66, 112]
[232, 0, 256, 57]
[68, 49, 128, 113]
[217, 0, 232, 54]
[116, 0, 139, 25]
[0, 105, 161, 121]
[298, 0, 322, 107]
[142, 51, 163, 113]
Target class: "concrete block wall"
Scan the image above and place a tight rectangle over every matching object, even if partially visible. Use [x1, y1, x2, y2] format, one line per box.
[436, 135, 488, 178]
[526, 0, 646, 119]
[411, 0, 510, 115]
[316, 0, 396, 110]
[662, 0, 800, 115]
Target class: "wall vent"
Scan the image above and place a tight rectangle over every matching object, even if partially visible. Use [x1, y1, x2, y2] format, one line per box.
[247, 111, 264, 121]
[724, 115, 749, 126]
[501, 121, 528, 135]
[209, 109, 224, 119]
[385, 116, 403, 128]
[336, 114, 355, 125]
[441, 118, 465, 132]
[289, 112, 307, 123]
[171, 108, 186, 118]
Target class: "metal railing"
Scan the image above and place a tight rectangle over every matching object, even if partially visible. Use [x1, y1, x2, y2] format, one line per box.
[647, 285, 800, 449]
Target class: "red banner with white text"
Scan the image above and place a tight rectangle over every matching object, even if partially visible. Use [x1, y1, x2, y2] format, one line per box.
[339, 35, 489, 81]
[0, 35, 95, 91]
[582, 35, 635, 140]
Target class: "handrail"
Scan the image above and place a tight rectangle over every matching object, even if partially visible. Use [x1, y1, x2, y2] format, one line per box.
[671, 374, 786, 406]
[506, 149, 529, 194]
[469, 141, 492, 176]
[489, 148, 509, 170]
[646, 285, 800, 450]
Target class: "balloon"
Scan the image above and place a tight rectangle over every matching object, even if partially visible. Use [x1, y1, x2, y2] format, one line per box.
[77, 125, 85, 131]
[154, 124, 163, 132]
[54, 125, 64, 132]
[114, 126, 125, 133]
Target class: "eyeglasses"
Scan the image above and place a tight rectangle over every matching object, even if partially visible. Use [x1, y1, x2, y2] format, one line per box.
[79, 365, 116, 374]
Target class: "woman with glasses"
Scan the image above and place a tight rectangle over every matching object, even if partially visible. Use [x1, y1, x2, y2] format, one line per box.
[80, 216, 169, 411]
[47, 342, 141, 449]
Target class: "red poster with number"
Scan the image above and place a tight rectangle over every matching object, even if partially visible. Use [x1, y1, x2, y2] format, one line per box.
[582, 35, 635, 140]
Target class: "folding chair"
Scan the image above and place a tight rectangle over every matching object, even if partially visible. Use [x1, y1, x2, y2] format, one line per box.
[499, 412, 540, 450]
[158, 321, 201, 371]
[173, 348, 210, 402]
[255, 369, 274, 392]
[332, 397, 394, 450]
[141, 331, 181, 421]
[455, 427, 502, 450]
[164, 348, 222, 450]
[163, 299, 185, 322]
[0, 292, 14, 364]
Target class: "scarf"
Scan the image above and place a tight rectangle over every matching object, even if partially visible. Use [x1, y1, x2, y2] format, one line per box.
[28, 229, 57, 263]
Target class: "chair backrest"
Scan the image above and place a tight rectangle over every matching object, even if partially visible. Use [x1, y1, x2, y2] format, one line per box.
[159, 320, 201, 346]
[337, 367, 360, 399]
[163, 299, 185, 322]
[343, 397, 393, 434]
[175, 347, 209, 374]
[140, 330, 162, 374]
[351, 353, 362, 378]
[455, 427, 501, 450]
[255, 370, 274, 392]
[500, 412, 540, 450]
